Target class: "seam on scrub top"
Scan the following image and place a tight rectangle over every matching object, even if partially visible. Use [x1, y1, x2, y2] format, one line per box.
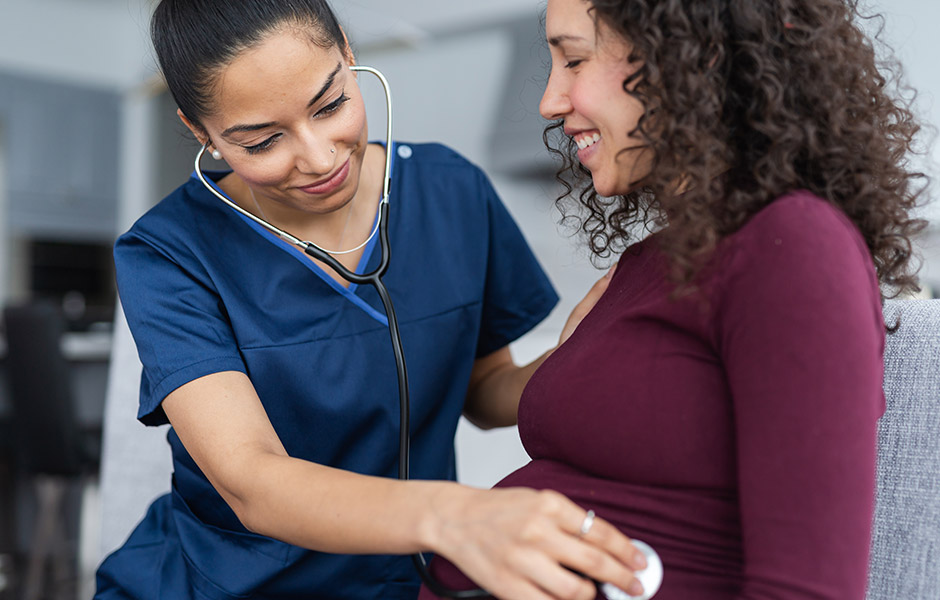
[236, 300, 483, 352]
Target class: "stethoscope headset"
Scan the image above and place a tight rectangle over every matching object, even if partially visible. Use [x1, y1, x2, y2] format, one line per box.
[194, 65, 491, 598]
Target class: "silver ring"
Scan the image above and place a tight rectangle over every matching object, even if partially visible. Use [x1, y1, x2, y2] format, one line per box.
[330, 147, 336, 154]
[579, 510, 596, 538]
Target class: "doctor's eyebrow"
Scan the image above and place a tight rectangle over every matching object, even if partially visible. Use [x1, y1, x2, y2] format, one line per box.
[220, 62, 344, 138]
[307, 62, 343, 109]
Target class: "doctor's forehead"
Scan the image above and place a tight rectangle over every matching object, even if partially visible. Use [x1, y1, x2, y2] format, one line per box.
[210, 31, 346, 115]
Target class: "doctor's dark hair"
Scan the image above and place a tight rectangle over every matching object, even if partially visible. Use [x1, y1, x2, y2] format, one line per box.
[151, 0, 346, 131]
[546, 0, 928, 301]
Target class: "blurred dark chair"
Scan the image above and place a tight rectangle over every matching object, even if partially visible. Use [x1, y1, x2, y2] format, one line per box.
[2, 301, 100, 600]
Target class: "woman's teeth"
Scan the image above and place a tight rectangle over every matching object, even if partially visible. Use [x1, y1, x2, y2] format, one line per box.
[576, 132, 601, 150]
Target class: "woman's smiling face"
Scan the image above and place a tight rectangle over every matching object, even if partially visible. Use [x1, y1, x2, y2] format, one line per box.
[191, 27, 369, 215]
[540, 0, 653, 197]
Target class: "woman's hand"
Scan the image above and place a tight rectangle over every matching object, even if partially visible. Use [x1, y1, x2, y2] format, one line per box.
[558, 267, 616, 346]
[425, 485, 646, 600]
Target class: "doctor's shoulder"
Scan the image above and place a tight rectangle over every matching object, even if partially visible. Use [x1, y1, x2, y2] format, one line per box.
[392, 141, 503, 209]
[114, 175, 228, 271]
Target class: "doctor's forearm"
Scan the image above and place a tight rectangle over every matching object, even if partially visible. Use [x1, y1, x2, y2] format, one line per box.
[163, 372, 462, 555]
[232, 453, 466, 554]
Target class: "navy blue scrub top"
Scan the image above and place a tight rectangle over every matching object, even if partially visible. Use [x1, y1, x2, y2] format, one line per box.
[96, 142, 558, 600]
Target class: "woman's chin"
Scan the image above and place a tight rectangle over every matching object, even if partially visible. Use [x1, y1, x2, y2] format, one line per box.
[592, 179, 625, 198]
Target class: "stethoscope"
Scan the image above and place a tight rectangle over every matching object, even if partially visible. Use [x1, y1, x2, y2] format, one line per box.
[194, 65, 662, 600]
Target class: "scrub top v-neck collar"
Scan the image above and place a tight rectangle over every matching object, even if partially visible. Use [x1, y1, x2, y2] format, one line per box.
[193, 142, 397, 326]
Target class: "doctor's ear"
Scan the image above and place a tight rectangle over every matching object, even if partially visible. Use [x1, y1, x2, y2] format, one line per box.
[340, 26, 356, 66]
[177, 108, 209, 146]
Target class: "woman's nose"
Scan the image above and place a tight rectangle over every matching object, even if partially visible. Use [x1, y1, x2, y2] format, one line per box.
[540, 69, 571, 121]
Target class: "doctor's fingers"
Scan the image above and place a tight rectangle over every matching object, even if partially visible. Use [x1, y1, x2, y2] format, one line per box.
[497, 499, 643, 598]
[543, 516, 647, 598]
[487, 551, 598, 600]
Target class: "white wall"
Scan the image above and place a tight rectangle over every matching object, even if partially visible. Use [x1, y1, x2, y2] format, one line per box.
[867, 0, 940, 287]
[0, 0, 154, 90]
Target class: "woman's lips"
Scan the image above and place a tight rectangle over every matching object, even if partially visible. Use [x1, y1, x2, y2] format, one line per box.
[297, 158, 350, 195]
[576, 137, 600, 165]
[572, 130, 601, 165]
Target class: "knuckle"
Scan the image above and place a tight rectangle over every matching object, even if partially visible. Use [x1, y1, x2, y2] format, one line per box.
[504, 546, 531, 571]
[518, 518, 543, 542]
[591, 520, 615, 544]
[536, 489, 566, 514]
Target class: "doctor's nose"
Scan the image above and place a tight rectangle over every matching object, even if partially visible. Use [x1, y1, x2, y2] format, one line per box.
[540, 70, 571, 121]
[293, 133, 337, 175]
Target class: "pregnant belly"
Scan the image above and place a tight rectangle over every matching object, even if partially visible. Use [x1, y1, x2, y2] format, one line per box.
[494, 458, 745, 599]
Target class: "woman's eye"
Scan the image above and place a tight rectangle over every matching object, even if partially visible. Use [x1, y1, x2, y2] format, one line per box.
[244, 134, 281, 155]
[316, 93, 350, 117]
[565, 59, 584, 69]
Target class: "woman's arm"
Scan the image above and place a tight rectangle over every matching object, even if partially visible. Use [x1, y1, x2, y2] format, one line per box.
[718, 198, 884, 599]
[163, 369, 646, 599]
[464, 268, 615, 429]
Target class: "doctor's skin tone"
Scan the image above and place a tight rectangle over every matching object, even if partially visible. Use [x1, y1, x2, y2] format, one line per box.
[164, 20, 646, 600]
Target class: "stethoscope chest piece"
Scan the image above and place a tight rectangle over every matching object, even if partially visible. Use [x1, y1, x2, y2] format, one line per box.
[600, 539, 663, 600]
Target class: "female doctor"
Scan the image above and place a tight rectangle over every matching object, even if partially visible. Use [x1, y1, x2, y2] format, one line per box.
[94, 1, 646, 599]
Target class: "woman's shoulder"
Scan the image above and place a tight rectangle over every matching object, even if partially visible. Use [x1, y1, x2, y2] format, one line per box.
[722, 190, 872, 267]
[736, 190, 862, 246]
[715, 189, 879, 301]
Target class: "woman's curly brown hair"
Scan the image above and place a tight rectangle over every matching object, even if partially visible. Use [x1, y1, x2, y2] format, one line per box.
[546, 0, 929, 300]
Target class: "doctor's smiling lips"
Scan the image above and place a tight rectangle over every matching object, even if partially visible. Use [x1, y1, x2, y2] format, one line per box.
[297, 157, 351, 195]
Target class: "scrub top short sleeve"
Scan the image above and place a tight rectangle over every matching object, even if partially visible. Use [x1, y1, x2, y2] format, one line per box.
[115, 232, 246, 426]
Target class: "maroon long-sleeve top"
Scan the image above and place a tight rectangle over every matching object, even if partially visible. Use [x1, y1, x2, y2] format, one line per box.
[421, 191, 885, 599]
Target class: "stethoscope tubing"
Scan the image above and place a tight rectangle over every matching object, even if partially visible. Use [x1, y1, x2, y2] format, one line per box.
[192, 64, 489, 598]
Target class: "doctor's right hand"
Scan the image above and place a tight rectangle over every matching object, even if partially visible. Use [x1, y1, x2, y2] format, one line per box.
[421, 485, 647, 600]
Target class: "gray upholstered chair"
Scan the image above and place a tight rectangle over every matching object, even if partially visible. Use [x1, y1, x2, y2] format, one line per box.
[94, 306, 171, 571]
[867, 299, 940, 599]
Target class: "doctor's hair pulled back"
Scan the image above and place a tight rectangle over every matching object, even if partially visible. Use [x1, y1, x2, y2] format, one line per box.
[151, 0, 346, 131]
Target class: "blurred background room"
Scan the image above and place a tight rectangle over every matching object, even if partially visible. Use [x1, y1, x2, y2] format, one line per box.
[0, 0, 937, 598]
